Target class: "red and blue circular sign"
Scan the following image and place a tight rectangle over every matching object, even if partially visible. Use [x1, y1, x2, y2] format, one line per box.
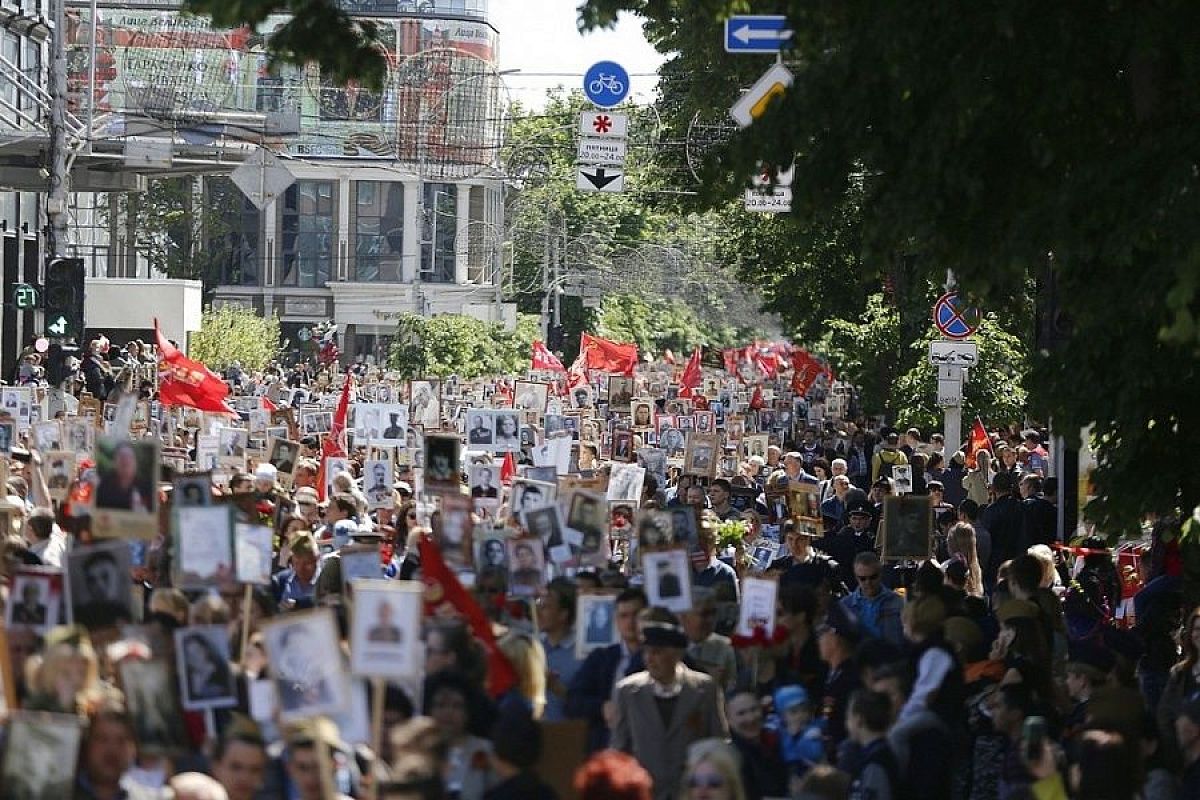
[932, 292, 981, 340]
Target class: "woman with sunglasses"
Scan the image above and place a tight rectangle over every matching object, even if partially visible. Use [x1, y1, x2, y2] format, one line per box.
[679, 739, 747, 800]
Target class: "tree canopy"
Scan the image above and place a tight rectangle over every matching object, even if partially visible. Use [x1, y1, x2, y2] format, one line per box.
[388, 313, 541, 379]
[189, 305, 282, 372]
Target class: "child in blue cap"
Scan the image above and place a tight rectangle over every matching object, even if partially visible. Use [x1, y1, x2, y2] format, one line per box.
[774, 684, 827, 777]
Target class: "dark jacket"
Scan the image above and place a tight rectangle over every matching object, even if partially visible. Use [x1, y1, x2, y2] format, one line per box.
[565, 643, 645, 752]
[1020, 495, 1057, 549]
[771, 550, 845, 596]
[483, 772, 558, 800]
[979, 494, 1023, 577]
[733, 731, 790, 800]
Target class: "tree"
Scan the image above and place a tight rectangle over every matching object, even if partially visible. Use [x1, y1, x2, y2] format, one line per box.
[579, 0, 1200, 535]
[596, 292, 756, 356]
[389, 313, 541, 379]
[189, 305, 282, 372]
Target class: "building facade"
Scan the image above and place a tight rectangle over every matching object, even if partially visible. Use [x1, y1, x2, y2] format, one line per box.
[63, 0, 511, 363]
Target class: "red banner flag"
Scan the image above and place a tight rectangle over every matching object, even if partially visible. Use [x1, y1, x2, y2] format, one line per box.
[419, 537, 517, 698]
[580, 333, 638, 376]
[790, 349, 822, 396]
[260, 395, 278, 413]
[965, 418, 993, 469]
[499, 451, 517, 485]
[315, 374, 353, 501]
[678, 348, 702, 398]
[749, 385, 766, 410]
[531, 340, 567, 373]
[154, 319, 236, 415]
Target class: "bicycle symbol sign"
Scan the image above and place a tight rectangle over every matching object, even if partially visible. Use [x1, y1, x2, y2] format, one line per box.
[583, 61, 630, 108]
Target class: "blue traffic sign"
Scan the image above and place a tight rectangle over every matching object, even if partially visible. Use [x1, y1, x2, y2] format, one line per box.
[583, 61, 630, 108]
[724, 15, 794, 53]
[932, 292, 982, 340]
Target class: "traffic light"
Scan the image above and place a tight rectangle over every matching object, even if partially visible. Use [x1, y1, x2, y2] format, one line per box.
[44, 257, 85, 339]
[45, 342, 80, 385]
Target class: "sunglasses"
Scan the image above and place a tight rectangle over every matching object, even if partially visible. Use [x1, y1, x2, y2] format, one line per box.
[856, 573, 881, 582]
[687, 774, 726, 789]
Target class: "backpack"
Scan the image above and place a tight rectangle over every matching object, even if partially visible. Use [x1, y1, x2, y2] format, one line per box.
[877, 450, 901, 480]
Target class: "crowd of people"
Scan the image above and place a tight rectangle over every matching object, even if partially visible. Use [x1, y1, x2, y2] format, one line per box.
[0, 333, 1191, 800]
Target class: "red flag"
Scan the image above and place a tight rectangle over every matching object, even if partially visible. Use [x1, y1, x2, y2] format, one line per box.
[154, 319, 236, 415]
[260, 395, 278, 413]
[965, 418, 993, 469]
[315, 374, 353, 501]
[678, 348, 702, 398]
[419, 537, 517, 698]
[531, 340, 566, 373]
[566, 349, 588, 390]
[580, 333, 638, 376]
[750, 386, 766, 410]
[722, 348, 739, 378]
[499, 451, 516, 485]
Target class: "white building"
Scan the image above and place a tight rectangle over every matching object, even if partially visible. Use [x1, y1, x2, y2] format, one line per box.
[63, 0, 513, 363]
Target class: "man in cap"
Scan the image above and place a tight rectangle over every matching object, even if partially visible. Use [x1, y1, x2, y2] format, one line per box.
[871, 429, 908, 484]
[293, 486, 321, 527]
[315, 521, 384, 603]
[770, 520, 844, 596]
[816, 602, 863, 759]
[1062, 639, 1115, 740]
[610, 607, 728, 800]
[818, 505, 876, 591]
[277, 720, 353, 800]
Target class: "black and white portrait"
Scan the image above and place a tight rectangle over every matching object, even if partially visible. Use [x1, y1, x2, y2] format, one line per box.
[522, 504, 566, 554]
[513, 381, 549, 414]
[575, 594, 618, 658]
[644, 549, 692, 613]
[0, 712, 83, 799]
[636, 510, 676, 551]
[475, 534, 508, 572]
[506, 537, 546, 597]
[119, 659, 190, 751]
[174, 505, 235, 589]
[570, 385, 594, 410]
[67, 540, 134, 629]
[174, 625, 237, 710]
[363, 458, 394, 510]
[568, 491, 607, 554]
[350, 581, 423, 679]
[466, 409, 495, 446]
[268, 437, 301, 488]
[263, 610, 349, 721]
[510, 479, 556, 521]
[423, 434, 459, 492]
[5, 570, 61, 634]
[607, 376, 634, 412]
[469, 463, 500, 499]
[173, 473, 213, 508]
[606, 463, 645, 503]
[408, 380, 441, 428]
[492, 411, 521, 452]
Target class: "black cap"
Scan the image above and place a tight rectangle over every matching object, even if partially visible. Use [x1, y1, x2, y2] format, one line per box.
[640, 620, 688, 649]
[848, 505, 872, 518]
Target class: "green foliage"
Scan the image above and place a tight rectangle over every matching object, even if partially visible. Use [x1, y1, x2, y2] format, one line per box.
[389, 313, 541, 380]
[185, 0, 387, 89]
[578, 0, 1200, 535]
[596, 292, 753, 356]
[189, 305, 282, 372]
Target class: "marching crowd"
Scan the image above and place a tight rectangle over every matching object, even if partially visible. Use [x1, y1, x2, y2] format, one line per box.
[0, 333, 1193, 800]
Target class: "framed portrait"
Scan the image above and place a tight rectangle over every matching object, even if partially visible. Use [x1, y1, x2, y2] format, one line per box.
[575, 593, 619, 659]
[567, 490, 608, 557]
[350, 579, 424, 679]
[606, 463, 645, 503]
[676, 415, 696, 433]
[513, 381, 550, 414]
[683, 432, 718, 479]
[118, 658, 190, 752]
[423, 434, 460, 493]
[523, 504, 568, 562]
[509, 478, 557, 521]
[630, 399, 655, 429]
[475, 530, 509, 572]
[880, 495, 933, 562]
[63, 419, 93, 455]
[643, 548, 693, 614]
[749, 540, 778, 573]
[635, 509, 676, 551]
[217, 426, 248, 470]
[6, 565, 65, 634]
[435, 493, 473, 569]
[607, 376, 634, 413]
[323, 456, 351, 499]
[788, 482, 822, 522]
[66, 539, 134, 629]
[174, 625, 237, 710]
[506, 537, 546, 597]
[725, 415, 746, 441]
[363, 458, 395, 511]
[742, 434, 769, 460]
[339, 544, 385, 594]
[491, 409, 522, 453]
[267, 437, 302, 490]
[610, 429, 635, 463]
[892, 464, 914, 494]
[465, 408, 495, 447]
[665, 398, 692, 417]
[235, 523, 274, 585]
[262, 609, 351, 722]
[42, 450, 75, 502]
[408, 380, 441, 428]
[656, 421, 686, 457]
[0, 420, 13, 456]
[173, 472, 213, 507]
[31, 420, 62, 451]
[0, 712, 83, 797]
[173, 505, 235, 589]
[694, 410, 716, 434]
[736, 577, 779, 638]
[569, 384, 594, 410]
[270, 407, 297, 439]
[468, 463, 501, 501]
[301, 410, 333, 437]
[667, 506, 700, 551]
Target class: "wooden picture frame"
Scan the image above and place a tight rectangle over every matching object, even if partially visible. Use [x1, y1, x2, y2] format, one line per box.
[683, 432, 718, 479]
[879, 494, 933, 562]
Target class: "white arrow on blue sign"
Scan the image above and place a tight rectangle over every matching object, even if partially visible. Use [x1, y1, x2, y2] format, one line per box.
[724, 15, 794, 53]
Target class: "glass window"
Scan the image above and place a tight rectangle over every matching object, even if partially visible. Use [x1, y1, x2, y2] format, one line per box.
[206, 177, 260, 286]
[280, 180, 336, 287]
[2, 33, 19, 127]
[352, 181, 404, 282]
[21, 38, 40, 115]
[420, 183, 456, 283]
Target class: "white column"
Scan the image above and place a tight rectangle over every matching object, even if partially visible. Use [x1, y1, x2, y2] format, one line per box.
[454, 183, 470, 284]
[402, 181, 419, 283]
[337, 176, 351, 282]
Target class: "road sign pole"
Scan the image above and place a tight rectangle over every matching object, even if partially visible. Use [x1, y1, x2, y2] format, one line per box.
[944, 395, 962, 459]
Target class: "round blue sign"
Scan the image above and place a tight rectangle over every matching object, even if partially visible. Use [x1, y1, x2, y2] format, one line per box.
[932, 292, 982, 340]
[583, 61, 630, 108]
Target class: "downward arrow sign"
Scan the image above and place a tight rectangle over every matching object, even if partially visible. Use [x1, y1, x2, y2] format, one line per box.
[581, 167, 621, 189]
